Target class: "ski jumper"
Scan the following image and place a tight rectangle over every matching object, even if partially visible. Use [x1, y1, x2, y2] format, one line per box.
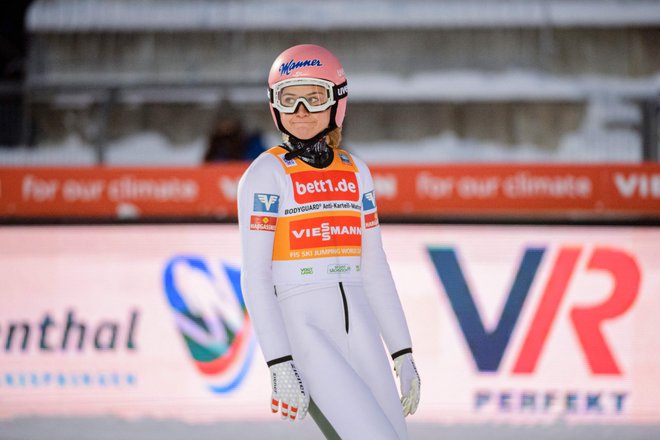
[238, 145, 413, 440]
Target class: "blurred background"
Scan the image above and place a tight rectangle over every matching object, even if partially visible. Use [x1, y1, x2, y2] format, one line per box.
[1, 1, 659, 439]
[1, 0, 659, 165]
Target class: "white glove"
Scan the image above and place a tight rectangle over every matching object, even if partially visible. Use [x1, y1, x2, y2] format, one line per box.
[393, 352, 420, 417]
[269, 359, 309, 421]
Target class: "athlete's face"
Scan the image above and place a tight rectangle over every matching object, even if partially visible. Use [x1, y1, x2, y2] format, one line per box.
[279, 85, 332, 140]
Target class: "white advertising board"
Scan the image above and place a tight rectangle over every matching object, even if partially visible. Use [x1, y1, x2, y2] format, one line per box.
[0, 225, 658, 424]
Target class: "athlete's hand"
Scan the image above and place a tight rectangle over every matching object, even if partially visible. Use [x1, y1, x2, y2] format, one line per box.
[268, 359, 309, 421]
[393, 352, 420, 417]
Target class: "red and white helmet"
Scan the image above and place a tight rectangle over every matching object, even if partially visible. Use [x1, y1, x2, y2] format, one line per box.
[267, 44, 348, 136]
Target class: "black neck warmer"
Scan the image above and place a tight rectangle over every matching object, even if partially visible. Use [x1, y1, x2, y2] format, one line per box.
[283, 130, 334, 169]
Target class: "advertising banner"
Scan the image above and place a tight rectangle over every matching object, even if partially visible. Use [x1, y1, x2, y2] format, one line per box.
[0, 225, 659, 424]
[1, 163, 659, 220]
[372, 163, 660, 220]
[0, 165, 247, 220]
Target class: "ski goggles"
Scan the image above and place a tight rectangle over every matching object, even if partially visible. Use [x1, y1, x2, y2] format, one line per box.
[269, 78, 348, 114]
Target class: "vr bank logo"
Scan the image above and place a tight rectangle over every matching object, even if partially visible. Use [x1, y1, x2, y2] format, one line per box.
[428, 245, 640, 415]
[428, 246, 640, 375]
[163, 256, 255, 393]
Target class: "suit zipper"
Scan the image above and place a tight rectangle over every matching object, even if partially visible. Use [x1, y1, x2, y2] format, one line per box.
[339, 282, 349, 334]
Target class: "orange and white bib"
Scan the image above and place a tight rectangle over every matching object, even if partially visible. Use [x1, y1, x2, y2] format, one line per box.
[267, 146, 365, 283]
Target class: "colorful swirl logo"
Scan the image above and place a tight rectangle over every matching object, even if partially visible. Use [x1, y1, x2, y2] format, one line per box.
[163, 255, 254, 393]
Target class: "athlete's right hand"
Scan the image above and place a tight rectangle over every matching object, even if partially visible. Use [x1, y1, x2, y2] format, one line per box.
[268, 359, 309, 421]
[393, 352, 420, 417]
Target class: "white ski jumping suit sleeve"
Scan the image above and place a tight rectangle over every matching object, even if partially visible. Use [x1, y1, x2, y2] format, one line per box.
[237, 154, 293, 363]
[355, 156, 413, 357]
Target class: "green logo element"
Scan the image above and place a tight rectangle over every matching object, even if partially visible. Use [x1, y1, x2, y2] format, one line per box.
[300, 267, 314, 275]
[328, 264, 351, 274]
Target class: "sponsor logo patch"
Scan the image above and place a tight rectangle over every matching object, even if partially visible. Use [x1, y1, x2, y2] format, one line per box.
[328, 264, 351, 274]
[365, 212, 379, 229]
[289, 215, 362, 249]
[291, 170, 359, 204]
[278, 153, 297, 167]
[338, 152, 352, 165]
[362, 190, 376, 211]
[253, 193, 279, 213]
[300, 267, 314, 275]
[249, 215, 277, 231]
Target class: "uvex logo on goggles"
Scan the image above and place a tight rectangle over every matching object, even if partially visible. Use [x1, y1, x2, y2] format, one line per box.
[270, 78, 348, 114]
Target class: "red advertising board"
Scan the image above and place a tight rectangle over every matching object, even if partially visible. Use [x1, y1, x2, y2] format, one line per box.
[0, 164, 246, 219]
[371, 163, 660, 219]
[1, 163, 659, 220]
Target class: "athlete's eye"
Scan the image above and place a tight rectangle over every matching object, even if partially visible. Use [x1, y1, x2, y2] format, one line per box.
[281, 95, 297, 106]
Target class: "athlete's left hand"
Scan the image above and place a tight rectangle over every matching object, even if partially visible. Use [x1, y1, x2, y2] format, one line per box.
[393, 352, 420, 416]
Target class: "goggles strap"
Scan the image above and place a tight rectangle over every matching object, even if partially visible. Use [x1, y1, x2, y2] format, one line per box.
[333, 80, 348, 101]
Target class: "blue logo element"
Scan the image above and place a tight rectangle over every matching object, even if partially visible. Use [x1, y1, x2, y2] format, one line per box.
[279, 58, 323, 76]
[163, 256, 255, 393]
[2, 372, 136, 389]
[427, 247, 544, 372]
[362, 191, 376, 211]
[253, 193, 280, 213]
[339, 152, 352, 165]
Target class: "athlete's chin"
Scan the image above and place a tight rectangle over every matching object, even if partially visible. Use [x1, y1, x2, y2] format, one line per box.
[290, 127, 323, 140]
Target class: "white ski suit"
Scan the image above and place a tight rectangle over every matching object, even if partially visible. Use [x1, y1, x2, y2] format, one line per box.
[238, 145, 413, 439]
